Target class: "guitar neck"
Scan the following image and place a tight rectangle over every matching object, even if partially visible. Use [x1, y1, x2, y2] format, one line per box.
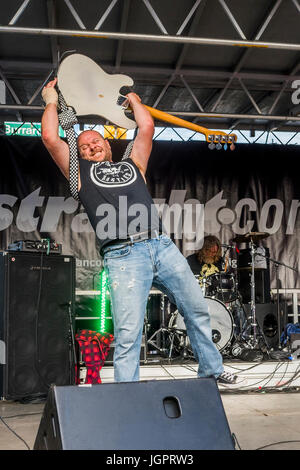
[144, 105, 236, 144]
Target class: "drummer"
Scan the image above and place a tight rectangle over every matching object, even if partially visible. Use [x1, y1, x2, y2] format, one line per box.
[187, 236, 247, 336]
[186, 235, 227, 281]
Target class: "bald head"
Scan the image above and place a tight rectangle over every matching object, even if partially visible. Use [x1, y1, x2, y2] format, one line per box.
[77, 130, 112, 162]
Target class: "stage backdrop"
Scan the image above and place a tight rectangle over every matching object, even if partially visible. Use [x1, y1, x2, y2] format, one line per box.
[0, 135, 299, 295]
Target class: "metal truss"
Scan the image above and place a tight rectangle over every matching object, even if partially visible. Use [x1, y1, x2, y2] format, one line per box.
[151, 127, 300, 145]
[0, 0, 300, 131]
[2, 119, 300, 147]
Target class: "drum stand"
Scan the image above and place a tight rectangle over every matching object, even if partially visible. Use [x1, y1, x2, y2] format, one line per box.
[249, 239, 258, 345]
[147, 294, 193, 361]
[241, 240, 267, 350]
[147, 293, 173, 360]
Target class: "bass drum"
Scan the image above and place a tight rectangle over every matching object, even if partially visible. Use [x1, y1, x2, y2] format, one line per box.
[168, 297, 234, 353]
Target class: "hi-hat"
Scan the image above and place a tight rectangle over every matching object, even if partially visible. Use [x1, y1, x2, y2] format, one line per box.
[232, 232, 270, 243]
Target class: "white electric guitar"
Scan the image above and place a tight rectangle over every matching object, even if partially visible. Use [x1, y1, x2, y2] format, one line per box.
[57, 53, 237, 148]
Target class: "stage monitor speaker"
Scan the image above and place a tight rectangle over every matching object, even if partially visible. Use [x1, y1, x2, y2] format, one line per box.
[243, 303, 279, 349]
[0, 251, 76, 400]
[34, 378, 235, 450]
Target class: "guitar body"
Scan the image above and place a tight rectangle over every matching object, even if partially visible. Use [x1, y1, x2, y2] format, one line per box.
[57, 53, 137, 130]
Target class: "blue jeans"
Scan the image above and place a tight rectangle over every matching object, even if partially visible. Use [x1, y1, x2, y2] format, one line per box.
[103, 234, 224, 382]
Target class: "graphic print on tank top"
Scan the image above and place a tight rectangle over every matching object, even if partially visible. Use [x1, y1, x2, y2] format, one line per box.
[90, 161, 137, 188]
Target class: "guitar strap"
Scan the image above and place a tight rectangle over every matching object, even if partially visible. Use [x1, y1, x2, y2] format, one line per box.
[121, 139, 135, 160]
[57, 90, 80, 201]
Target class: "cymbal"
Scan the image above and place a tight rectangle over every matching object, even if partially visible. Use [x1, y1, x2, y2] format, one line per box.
[232, 232, 270, 243]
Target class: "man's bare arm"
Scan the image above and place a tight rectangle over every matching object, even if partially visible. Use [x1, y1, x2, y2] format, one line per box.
[126, 93, 154, 177]
[41, 78, 70, 179]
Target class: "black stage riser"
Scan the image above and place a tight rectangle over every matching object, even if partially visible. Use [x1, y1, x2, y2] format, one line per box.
[0, 251, 76, 400]
[34, 378, 235, 450]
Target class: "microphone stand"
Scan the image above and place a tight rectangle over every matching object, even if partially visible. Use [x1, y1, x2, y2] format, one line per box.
[250, 239, 258, 345]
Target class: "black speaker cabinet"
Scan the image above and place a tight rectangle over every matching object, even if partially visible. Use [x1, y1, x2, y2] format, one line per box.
[0, 251, 76, 400]
[238, 269, 271, 304]
[34, 378, 235, 450]
[243, 303, 279, 349]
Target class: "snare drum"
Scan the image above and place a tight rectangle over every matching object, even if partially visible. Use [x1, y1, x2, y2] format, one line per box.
[168, 297, 234, 353]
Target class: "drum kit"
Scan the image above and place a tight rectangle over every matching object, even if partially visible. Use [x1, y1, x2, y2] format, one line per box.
[145, 232, 295, 361]
[146, 272, 240, 360]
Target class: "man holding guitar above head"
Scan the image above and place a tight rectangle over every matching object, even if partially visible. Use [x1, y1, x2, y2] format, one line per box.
[41, 78, 241, 386]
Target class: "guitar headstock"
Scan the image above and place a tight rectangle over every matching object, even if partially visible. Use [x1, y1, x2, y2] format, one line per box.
[206, 132, 237, 151]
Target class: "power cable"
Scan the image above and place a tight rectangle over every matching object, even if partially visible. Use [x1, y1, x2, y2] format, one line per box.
[218, 360, 300, 394]
[255, 440, 300, 450]
[0, 415, 31, 450]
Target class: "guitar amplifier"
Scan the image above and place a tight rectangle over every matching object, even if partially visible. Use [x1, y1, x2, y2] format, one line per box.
[8, 239, 62, 254]
[0, 251, 75, 400]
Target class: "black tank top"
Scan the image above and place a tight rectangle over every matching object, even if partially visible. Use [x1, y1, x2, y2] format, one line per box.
[78, 158, 162, 251]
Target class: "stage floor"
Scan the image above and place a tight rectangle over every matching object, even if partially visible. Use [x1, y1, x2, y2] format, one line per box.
[1, 359, 300, 451]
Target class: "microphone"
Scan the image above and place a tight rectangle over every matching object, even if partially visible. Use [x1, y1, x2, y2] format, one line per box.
[221, 243, 240, 254]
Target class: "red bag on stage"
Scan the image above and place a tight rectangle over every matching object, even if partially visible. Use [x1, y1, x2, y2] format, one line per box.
[75, 329, 114, 384]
